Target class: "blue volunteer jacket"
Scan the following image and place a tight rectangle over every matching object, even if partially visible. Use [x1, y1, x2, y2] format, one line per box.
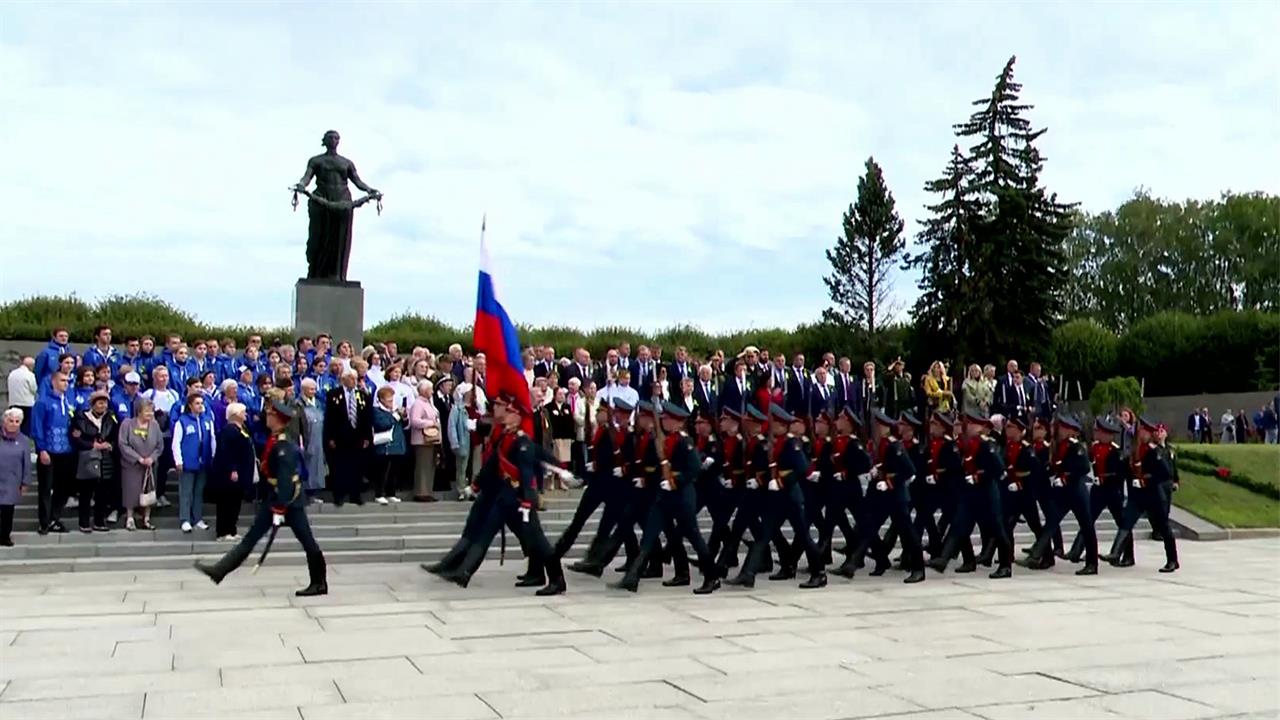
[82, 345, 121, 375]
[31, 392, 75, 454]
[35, 339, 72, 387]
[110, 386, 137, 420]
[166, 358, 196, 389]
[172, 411, 216, 471]
[71, 384, 97, 412]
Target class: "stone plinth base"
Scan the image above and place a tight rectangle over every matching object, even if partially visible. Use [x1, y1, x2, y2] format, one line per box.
[293, 279, 364, 348]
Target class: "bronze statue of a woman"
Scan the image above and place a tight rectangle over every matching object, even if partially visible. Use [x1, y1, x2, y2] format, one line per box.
[293, 130, 382, 281]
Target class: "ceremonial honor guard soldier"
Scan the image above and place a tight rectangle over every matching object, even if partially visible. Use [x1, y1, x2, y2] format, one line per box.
[999, 417, 1051, 561]
[1106, 418, 1179, 573]
[1025, 417, 1065, 560]
[832, 407, 874, 577]
[195, 401, 328, 597]
[432, 393, 566, 595]
[726, 405, 827, 589]
[929, 411, 1012, 579]
[879, 411, 928, 572]
[611, 401, 720, 594]
[692, 410, 734, 565]
[1069, 416, 1127, 563]
[1019, 414, 1099, 575]
[844, 410, 926, 583]
[714, 405, 773, 576]
[553, 403, 617, 560]
[569, 399, 643, 576]
[911, 411, 955, 560]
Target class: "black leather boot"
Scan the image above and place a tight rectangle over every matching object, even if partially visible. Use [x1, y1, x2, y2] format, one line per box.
[1105, 529, 1131, 566]
[296, 552, 328, 597]
[798, 571, 827, 589]
[438, 544, 486, 588]
[724, 571, 755, 588]
[194, 540, 252, 585]
[904, 568, 926, 584]
[536, 575, 567, 596]
[422, 539, 469, 575]
[1159, 560, 1179, 573]
[1066, 533, 1084, 563]
[693, 574, 720, 595]
[988, 565, 1012, 579]
[662, 574, 691, 587]
[1075, 563, 1098, 576]
[976, 538, 995, 567]
[768, 565, 796, 581]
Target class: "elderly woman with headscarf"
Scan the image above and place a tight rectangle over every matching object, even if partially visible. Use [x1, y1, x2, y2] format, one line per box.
[0, 408, 31, 546]
[210, 402, 255, 540]
[408, 379, 441, 502]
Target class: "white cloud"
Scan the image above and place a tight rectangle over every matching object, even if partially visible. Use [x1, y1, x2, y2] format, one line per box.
[1, 2, 1276, 334]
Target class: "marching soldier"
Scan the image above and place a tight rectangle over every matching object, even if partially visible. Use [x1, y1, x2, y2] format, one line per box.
[832, 408, 874, 577]
[1068, 417, 1127, 563]
[880, 411, 928, 571]
[842, 410, 926, 583]
[714, 405, 774, 576]
[693, 410, 734, 564]
[912, 411, 955, 560]
[928, 411, 1012, 579]
[554, 403, 620, 561]
[1019, 415, 1098, 575]
[1106, 419, 1179, 572]
[997, 417, 1048, 559]
[1024, 417, 1065, 561]
[432, 393, 566, 595]
[726, 405, 827, 589]
[610, 401, 720, 594]
[195, 401, 328, 597]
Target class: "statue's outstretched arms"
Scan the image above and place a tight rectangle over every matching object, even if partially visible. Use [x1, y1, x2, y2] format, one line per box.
[348, 163, 378, 196]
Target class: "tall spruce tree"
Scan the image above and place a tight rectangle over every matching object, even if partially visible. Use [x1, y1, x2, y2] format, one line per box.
[823, 157, 906, 346]
[904, 146, 985, 362]
[910, 56, 1076, 363]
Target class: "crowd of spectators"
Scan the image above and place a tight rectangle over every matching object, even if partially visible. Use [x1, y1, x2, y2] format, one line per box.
[1, 324, 1276, 549]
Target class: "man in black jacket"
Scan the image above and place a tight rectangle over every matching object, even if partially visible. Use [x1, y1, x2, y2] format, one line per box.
[323, 369, 373, 506]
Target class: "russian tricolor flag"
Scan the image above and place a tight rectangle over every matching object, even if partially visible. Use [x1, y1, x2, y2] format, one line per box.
[473, 216, 533, 434]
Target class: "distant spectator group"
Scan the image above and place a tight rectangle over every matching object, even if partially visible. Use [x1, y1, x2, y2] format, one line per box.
[1186, 403, 1278, 445]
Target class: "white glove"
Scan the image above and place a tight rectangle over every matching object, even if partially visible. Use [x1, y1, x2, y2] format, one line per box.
[1007, 482, 1018, 492]
[1051, 478, 1064, 488]
[612, 467, 623, 478]
[870, 467, 881, 480]
[925, 477, 936, 485]
[272, 511, 285, 527]
[965, 475, 976, 485]
[1132, 478, 1142, 488]
[806, 471, 820, 482]
[720, 477, 733, 489]
[701, 457, 714, 470]
[556, 468, 574, 482]
[767, 479, 780, 491]
[833, 472, 845, 482]
[585, 461, 595, 472]
[875, 480, 887, 492]
[660, 479, 672, 491]
[746, 478, 759, 490]
[632, 477, 644, 488]
[519, 506, 531, 523]
[465, 419, 477, 431]
[857, 473, 871, 489]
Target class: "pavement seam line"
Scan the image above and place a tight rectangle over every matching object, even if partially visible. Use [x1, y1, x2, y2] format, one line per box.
[662, 678, 707, 704]
[475, 691, 504, 718]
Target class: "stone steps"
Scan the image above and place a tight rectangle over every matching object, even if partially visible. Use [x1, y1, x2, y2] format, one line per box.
[0, 494, 1121, 574]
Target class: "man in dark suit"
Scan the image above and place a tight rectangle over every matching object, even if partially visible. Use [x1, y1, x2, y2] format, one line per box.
[559, 347, 591, 389]
[630, 345, 657, 396]
[784, 353, 810, 415]
[808, 366, 834, 419]
[693, 364, 718, 416]
[534, 346, 557, 379]
[719, 360, 750, 417]
[594, 348, 623, 389]
[833, 357, 855, 411]
[323, 369, 373, 506]
[668, 346, 694, 401]
[993, 359, 1022, 418]
[1026, 362, 1052, 420]
[1185, 409, 1203, 442]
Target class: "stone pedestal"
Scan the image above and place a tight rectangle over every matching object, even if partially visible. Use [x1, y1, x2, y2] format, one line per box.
[293, 279, 364, 348]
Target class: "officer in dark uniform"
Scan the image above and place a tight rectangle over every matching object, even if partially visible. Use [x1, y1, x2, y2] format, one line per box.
[553, 403, 618, 560]
[1069, 417, 1127, 563]
[611, 401, 720, 594]
[714, 405, 773, 575]
[693, 410, 734, 564]
[726, 405, 827, 589]
[568, 399, 642, 575]
[1106, 418, 1179, 573]
[1023, 417, 1065, 560]
[799, 410, 836, 567]
[998, 417, 1050, 560]
[879, 411, 928, 572]
[1019, 414, 1098, 575]
[928, 410, 1012, 579]
[574, 400, 662, 578]
[911, 411, 955, 560]
[436, 393, 567, 595]
[194, 401, 327, 597]
[832, 407, 875, 577]
[842, 410, 926, 583]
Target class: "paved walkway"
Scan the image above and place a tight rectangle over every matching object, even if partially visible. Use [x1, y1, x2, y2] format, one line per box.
[1, 538, 1277, 720]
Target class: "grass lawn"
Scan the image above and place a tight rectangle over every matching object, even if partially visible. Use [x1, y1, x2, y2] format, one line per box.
[1173, 469, 1280, 528]
[1174, 444, 1280, 492]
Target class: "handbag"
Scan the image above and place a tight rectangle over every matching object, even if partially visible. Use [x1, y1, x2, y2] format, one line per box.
[139, 468, 158, 508]
[422, 425, 442, 444]
[373, 429, 394, 446]
[76, 449, 103, 481]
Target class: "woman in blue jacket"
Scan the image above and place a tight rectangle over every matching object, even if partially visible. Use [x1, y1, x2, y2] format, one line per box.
[172, 393, 217, 534]
[71, 367, 98, 412]
[370, 386, 407, 504]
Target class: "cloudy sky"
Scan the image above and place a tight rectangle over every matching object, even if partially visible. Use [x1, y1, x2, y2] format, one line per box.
[2, 2, 1276, 333]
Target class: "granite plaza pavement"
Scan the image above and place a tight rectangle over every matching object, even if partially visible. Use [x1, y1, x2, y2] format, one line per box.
[0, 537, 1277, 720]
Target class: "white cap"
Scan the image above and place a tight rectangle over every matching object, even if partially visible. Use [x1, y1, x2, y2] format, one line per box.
[124, 372, 142, 384]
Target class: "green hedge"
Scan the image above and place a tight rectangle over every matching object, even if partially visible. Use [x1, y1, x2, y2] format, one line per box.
[1177, 447, 1280, 500]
